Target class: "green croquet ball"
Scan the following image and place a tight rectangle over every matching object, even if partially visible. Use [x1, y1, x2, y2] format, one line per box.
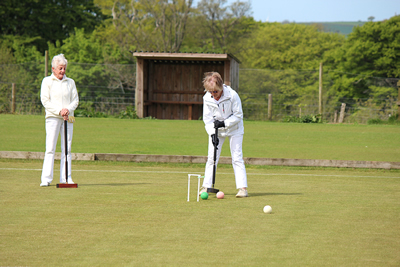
[200, 192, 209, 200]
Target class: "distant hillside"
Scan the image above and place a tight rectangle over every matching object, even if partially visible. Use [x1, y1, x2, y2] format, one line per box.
[299, 21, 366, 35]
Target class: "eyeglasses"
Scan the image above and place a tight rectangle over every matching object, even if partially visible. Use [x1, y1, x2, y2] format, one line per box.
[209, 91, 219, 94]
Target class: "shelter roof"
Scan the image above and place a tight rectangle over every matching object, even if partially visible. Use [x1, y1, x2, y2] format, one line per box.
[132, 51, 240, 63]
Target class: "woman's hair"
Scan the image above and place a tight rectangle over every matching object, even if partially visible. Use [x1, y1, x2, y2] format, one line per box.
[203, 72, 223, 92]
[52, 54, 68, 68]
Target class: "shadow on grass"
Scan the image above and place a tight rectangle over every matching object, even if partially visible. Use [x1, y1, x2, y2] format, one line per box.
[77, 183, 150, 187]
[222, 192, 302, 197]
[249, 192, 302, 197]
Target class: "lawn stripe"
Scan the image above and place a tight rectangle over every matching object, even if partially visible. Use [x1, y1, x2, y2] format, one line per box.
[1, 167, 400, 179]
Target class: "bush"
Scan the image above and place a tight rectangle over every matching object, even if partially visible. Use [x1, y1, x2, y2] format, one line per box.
[388, 114, 399, 124]
[282, 114, 322, 123]
[117, 105, 138, 119]
[368, 114, 400, 125]
[75, 101, 109, 118]
[367, 118, 383, 125]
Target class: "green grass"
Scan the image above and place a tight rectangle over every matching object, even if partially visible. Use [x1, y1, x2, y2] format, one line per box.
[1, 114, 400, 162]
[1, 159, 399, 266]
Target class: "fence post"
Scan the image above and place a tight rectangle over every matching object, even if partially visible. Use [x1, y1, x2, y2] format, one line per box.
[135, 58, 144, 118]
[397, 80, 400, 121]
[319, 62, 323, 120]
[334, 111, 337, 123]
[268, 94, 272, 120]
[45, 50, 48, 77]
[11, 83, 16, 113]
[188, 104, 192, 121]
[338, 103, 346, 123]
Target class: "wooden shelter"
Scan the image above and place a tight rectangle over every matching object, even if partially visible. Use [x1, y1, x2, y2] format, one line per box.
[133, 52, 240, 120]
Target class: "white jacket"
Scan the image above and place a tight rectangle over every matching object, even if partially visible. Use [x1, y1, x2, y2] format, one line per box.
[40, 74, 79, 119]
[203, 84, 244, 137]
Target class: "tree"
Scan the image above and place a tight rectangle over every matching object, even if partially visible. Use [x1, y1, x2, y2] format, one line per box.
[0, 42, 17, 112]
[324, 15, 400, 102]
[0, 0, 107, 52]
[142, 0, 194, 52]
[48, 28, 135, 98]
[240, 22, 345, 70]
[236, 22, 345, 117]
[196, 0, 254, 54]
[96, 0, 193, 52]
[328, 15, 400, 78]
[0, 36, 45, 113]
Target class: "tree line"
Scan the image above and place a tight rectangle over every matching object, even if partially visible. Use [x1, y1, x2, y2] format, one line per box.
[0, 0, 399, 120]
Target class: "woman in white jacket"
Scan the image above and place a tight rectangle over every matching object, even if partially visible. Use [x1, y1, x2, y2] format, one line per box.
[40, 54, 79, 186]
[200, 72, 248, 197]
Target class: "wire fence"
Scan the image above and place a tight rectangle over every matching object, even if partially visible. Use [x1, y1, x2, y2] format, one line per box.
[239, 68, 399, 123]
[0, 62, 136, 117]
[0, 62, 399, 123]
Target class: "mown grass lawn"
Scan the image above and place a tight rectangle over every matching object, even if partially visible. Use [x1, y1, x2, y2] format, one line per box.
[0, 159, 399, 266]
[1, 114, 399, 162]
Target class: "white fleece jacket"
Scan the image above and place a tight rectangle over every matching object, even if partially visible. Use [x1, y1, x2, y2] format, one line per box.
[203, 84, 244, 137]
[40, 74, 79, 119]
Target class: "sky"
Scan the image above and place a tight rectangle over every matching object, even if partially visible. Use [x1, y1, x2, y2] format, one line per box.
[195, 0, 400, 23]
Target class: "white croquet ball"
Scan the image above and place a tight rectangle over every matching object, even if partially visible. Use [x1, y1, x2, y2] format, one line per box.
[263, 205, 272, 214]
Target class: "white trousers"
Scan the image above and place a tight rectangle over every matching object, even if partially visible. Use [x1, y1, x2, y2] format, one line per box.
[203, 134, 247, 189]
[41, 118, 73, 184]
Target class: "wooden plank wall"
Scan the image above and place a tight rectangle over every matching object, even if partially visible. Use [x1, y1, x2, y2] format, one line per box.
[230, 58, 240, 92]
[144, 60, 224, 120]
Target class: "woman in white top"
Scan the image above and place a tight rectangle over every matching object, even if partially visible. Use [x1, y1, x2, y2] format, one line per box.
[40, 54, 79, 186]
[200, 72, 248, 197]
